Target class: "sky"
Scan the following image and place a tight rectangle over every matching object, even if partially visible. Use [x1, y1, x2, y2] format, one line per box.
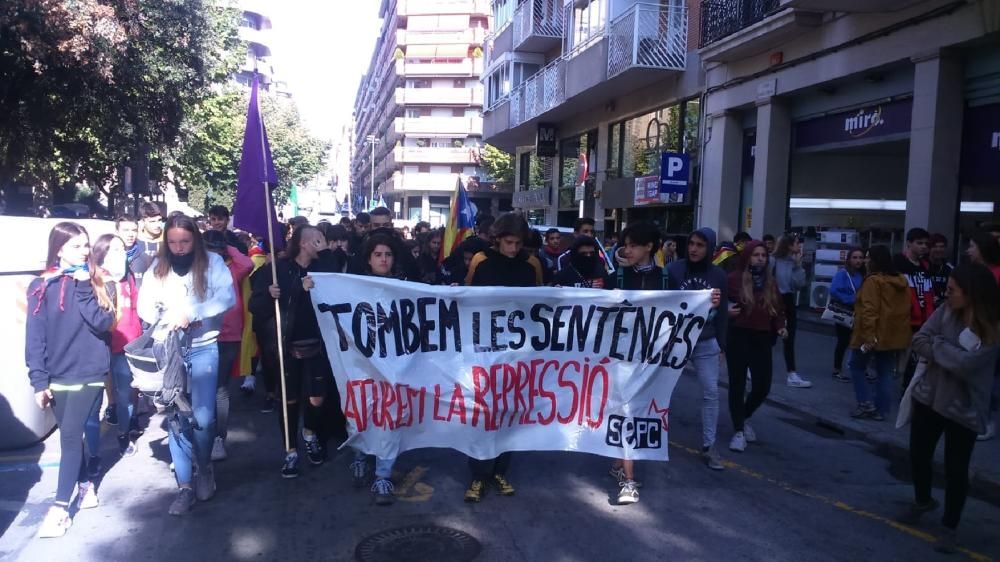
[267, 1, 384, 142]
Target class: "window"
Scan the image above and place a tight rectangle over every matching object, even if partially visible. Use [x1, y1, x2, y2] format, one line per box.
[428, 195, 452, 227]
[241, 14, 257, 29]
[568, 0, 606, 54]
[451, 165, 464, 174]
[559, 133, 597, 209]
[414, 137, 431, 147]
[405, 108, 423, 118]
[519, 152, 547, 189]
[607, 100, 700, 180]
[418, 164, 431, 173]
[408, 79, 432, 89]
[452, 108, 465, 117]
[493, 0, 515, 31]
[453, 79, 466, 88]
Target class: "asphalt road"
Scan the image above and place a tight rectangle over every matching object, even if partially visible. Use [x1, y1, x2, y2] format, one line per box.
[2, 367, 999, 562]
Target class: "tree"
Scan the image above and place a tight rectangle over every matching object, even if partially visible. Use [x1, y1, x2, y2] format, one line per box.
[479, 144, 513, 188]
[0, 0, 242, 206]
[173, 89, 330, 212]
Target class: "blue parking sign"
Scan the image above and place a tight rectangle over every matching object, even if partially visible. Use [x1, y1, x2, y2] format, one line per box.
[660, 153, 690, 195]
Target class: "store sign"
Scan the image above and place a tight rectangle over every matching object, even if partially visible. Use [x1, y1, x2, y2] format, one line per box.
[634, 176, 660, 206]
[795, 98, 913, 149]
[513, 187, 549, 208]
[960, 103, 1000, 186]
[536, 123, 557, 157]
[659, 152, 690, 195]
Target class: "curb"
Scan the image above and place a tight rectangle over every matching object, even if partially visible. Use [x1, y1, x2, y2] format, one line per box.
[718, 379, 1000, 505]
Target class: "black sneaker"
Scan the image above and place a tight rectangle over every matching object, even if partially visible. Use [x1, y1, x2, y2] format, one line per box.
[118, 434, 137, 458]
[304, 438, 326, 466]
[832, 371, 851, 383]
[86, 456, 102, 479]
[167, 488, 196, 516]
[281, 452, 300, 479]
[104, 406, 118, 426]
[896, 498, 940, 525]
[260, 397, 276, 414]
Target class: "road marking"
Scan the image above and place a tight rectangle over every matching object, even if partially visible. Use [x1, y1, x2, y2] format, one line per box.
[393, 465, 434, 503]
[670, 441, 994, 562]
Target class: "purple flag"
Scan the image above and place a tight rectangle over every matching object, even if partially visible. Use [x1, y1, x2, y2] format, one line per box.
[232, 74, 284, 250]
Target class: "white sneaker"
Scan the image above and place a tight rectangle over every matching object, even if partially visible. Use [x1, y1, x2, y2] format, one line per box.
[617, 480, 639, 505]
[729, 431, 747, 452]
[76, 482, 99, 510]
[977, 422, 996, 442]
[240, 375, 256, 394]
[743, 421, 757, 443]
[786, 372, 813, 388]
[211, 436, 227, 461]
[37, 506, 71, 538]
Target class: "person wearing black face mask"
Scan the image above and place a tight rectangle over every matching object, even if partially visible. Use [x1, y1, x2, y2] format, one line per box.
[554, 236, 609, 288]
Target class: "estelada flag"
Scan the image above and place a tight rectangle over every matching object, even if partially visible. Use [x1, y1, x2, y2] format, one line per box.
[439, 176, 475, 263]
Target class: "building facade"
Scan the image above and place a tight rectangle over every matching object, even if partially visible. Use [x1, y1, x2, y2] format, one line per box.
[482, 0, 704, 234]
[698, 0, 999, 249]
[234, 0, 288, 94]
[351, 0, 511, 226]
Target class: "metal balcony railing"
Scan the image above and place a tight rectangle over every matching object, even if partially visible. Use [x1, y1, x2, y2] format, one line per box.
[699, 0, 781, 47]
[513, 0, 564, 49]
[509, 56, 565, 128]
[608, 2, 688, 78]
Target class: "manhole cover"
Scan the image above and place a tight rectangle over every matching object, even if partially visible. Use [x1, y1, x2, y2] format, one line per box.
[356, 525, 481, 562]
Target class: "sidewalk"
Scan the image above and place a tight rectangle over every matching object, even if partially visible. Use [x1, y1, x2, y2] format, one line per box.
[725, 319, 1000, 503]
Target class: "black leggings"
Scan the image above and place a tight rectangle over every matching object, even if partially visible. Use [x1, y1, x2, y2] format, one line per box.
[727, 327, 774, 432]
[52, 387, 103, 504]
[280, 352, 341, 451]
[833, 324, 852, 372]
[910, 400, 977, 529]
[469, 453, 512, 481]
[781, 293, 798, 373]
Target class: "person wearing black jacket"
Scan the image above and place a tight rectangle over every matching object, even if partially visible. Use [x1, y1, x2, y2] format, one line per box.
[553, 235, 608, 288]
[441, 236, 490, 286]
[463, 213, 542, 503]
[208, 205, 249, 255]
[249, 224, 346, 479]
[27, 222, 116, 538]
[415, 227, 444, 285]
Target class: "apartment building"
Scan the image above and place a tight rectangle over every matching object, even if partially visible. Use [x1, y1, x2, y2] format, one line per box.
[233, 0, 288, 94]
[697, 0, 999, 246]
[482, 0, 703, 233]
[352, 0, 511, 226]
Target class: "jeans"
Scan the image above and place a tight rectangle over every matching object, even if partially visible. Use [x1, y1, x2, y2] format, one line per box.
[910, 400, 977, 529]
[52, 387, 103, 503]
[354, 449, 396, 479]
[848, 349, 895, 416]
[781, 293, 798, 373]
[217, 341, 240, 439]
[111, 353, 134, 436]
[726, 328, 773, 432]
[689, 338, 721, 449]
[168, 343, 219, 486]
[833, 324, 852, 372]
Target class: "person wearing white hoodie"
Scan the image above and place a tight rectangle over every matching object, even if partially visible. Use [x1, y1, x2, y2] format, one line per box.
[136, 214, 235, 516]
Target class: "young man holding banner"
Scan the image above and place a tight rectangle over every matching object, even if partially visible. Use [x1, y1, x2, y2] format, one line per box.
[463, 213, 543, 502]
[666, 228, 728, 471]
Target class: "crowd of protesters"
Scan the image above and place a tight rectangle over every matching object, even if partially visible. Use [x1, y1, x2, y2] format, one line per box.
[24, 203, 1000, 553]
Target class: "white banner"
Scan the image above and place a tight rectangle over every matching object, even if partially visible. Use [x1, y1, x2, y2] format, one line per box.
[311, 274, 712, 461]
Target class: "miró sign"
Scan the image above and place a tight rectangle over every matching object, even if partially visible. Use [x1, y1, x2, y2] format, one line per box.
[844, 106, 885, 138]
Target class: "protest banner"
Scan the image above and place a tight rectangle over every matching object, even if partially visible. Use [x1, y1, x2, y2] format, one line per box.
[310, 274, 712, 461]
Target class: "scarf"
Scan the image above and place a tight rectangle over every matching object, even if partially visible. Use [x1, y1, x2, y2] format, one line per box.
[169, 253, 195, 276]
[750, 265, 765, 290]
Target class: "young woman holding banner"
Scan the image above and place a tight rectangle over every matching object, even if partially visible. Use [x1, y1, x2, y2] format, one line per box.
[27, 222, 116, 538]
[137, 215, 235, 515]
[250, 225, 346, 479]
[463, 213, 543, 502]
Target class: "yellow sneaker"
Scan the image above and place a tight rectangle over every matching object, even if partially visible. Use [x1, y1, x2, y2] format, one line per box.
[464, 480, 485, 502]
[492, 474, 515, 496]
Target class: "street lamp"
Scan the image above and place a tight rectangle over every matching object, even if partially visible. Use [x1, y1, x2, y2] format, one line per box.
[366, 134, 379, 205]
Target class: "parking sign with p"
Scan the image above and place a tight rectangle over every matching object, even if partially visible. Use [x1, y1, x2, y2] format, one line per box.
[659, 152, 690, 195]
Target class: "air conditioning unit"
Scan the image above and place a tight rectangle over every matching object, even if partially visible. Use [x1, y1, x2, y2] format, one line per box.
[814, 263, 841, 279]
[809, 281, 831, 309]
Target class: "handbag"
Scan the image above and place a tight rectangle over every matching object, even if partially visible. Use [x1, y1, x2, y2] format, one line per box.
[895, 359, 927, 428]
[822, 272, 857, 328]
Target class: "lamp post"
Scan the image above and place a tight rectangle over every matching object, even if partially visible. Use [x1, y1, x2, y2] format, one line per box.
[366, 134, 379, 206]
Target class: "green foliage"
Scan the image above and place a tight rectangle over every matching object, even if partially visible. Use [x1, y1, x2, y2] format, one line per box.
[479, 144, 513, 188]
[174, 90, 330, 212]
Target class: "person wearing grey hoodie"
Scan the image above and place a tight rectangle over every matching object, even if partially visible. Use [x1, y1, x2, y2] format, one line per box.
[667, 227, 728, 470]
[771, 235, 813, 388]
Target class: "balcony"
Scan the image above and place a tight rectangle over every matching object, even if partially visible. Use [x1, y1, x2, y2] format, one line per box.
[510, 57, 566, 128]
[389, 146, 480, 167]
[397, 58, 485, 77]
[783, 0, 928, 11]
[699, 0, 823, 62]
[382, 173, 463, 193]
[389, 116, 484, 141]
[397, 0, 490, 17]
[394, 86, 484, 106]
[607, 2, 687, 79]
[397, 28, 487, 46]
[238, 26, 273, 52]
[513, 0, 563, 53]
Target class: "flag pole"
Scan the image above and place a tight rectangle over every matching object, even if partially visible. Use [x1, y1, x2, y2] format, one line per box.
[255, 79, 292, 454]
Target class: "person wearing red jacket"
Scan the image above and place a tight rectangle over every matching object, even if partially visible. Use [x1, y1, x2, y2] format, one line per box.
[92, 234, 144, 458]
[893, 228, 934, 389]
[726, 240, 788, 453]
[202, 230, 254, 462]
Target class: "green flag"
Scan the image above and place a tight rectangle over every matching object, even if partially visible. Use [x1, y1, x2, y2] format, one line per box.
[289, 182, 299, 217]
